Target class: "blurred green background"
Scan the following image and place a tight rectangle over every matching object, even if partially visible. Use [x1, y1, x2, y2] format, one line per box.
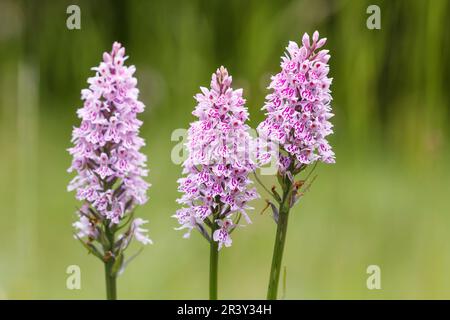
[1, 0, 450, 299]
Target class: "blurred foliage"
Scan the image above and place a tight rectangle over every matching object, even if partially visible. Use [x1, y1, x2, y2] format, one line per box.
[0, 0, 449, 299]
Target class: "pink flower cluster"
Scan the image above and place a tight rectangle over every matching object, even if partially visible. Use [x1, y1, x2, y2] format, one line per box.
[174, 66, 259, 250]
[68, 42, 151, 245]
[257, 31, 335, 172]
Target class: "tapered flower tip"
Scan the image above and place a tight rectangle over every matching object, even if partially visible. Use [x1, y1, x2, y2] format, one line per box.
[217, 66, 230, 83]
[102, 42, 124, 63]
[112, 41, 122, 52]
[102, 52, 111, 63]
[302, 33, 310, 48]
[312, 30, 319, 43]
[218, 65, 228, 76]
[212, 66, 232, 90]
[316, 37, 327, 49]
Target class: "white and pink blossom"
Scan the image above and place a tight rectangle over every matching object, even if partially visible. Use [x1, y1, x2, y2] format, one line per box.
[174, 66, 259, 248]
[257, 31, 335, 171]
[68, 42, 151, 247]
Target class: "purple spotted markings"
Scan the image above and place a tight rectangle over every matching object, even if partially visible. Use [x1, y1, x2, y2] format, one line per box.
[174, 66, 259, 250]
[68, 42, 151, 267]
[257, 31, 335, 173]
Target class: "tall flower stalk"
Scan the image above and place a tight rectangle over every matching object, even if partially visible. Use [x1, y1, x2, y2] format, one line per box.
[174, 67, 259, 299]
[256, 31, 335, 299]
[68, 42, 151, 300]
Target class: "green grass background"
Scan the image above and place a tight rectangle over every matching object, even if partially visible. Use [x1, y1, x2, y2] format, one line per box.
[1, 0, 450, 299]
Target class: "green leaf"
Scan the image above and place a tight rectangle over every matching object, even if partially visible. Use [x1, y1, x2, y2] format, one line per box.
[268, 201, 279, 224]
[119, 248, 144, 276]
[196, 223, 211, 242]
[111, 253, 124, 277]
[271, 186, 282, 203]
[75, 235, 104, 261]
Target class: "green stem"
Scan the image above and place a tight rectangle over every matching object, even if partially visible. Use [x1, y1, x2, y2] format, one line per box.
[209, 220, 219, 300]
[104, 259, 117, 300]
[104, 224, 117, 300]
[267, 180, 292, 300]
